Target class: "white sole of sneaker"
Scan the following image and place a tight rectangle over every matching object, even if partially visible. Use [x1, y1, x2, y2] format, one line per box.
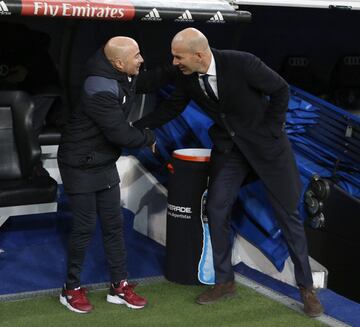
[59, 294, 91, 314]
[106, 294, 145, 309]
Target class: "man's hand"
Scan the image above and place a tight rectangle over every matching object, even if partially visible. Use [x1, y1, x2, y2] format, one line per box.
[150, 141, 157, 154]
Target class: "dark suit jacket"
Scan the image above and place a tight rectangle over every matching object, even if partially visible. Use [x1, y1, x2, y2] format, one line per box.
[134, 49, 302, 213]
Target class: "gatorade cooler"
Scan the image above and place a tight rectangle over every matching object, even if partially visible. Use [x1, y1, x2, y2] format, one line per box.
[165, 148, 215, 285]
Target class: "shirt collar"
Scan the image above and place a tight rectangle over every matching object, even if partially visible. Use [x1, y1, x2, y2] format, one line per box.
[199, 53, 216, 77]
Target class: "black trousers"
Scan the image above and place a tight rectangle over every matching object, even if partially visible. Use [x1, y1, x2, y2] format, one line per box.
[206, 148, 313, 288]
[65, 184, 127, 289]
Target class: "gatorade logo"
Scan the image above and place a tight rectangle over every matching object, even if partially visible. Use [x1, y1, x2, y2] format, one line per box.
[167, 204, 192, 214]
[21, 0, 135, 20]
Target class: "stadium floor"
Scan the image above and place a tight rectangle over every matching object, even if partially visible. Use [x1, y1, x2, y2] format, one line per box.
[0, 188, 359, 326]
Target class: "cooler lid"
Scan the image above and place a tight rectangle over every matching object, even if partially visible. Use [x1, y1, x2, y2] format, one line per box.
[173, 148, 211, 162]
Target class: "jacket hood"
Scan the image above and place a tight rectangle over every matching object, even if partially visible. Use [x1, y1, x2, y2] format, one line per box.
[85, 47, 128, 82]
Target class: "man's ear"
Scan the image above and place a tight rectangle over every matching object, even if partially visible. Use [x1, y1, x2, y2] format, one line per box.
[114, 59, 125, 72]
[195, 51, 207, 64]
[195, 51, 203, 61]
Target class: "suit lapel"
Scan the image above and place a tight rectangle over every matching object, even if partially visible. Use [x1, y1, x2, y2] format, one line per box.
[212, 49, 227, 111]
[186, 72, 220, 114]
[189, 73, 209, 101]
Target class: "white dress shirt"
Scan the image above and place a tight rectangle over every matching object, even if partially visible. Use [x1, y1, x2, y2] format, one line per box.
[198, 53, 218, 99]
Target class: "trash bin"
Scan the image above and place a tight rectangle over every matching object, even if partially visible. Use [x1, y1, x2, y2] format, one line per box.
[165, 148, 215, 285]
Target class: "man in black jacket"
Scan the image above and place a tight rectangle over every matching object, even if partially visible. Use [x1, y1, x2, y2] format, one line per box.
[134, 28, 323, 317]
[58, 36, 156, 313]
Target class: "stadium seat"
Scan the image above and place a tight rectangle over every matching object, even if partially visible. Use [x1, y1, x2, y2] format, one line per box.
[280, 55, 328, 97]
[0, 91, 58, 232]
[330, 55, 360, 114]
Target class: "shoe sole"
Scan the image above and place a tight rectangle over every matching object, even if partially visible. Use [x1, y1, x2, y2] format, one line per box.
[305, 310, 324, 318]
[107, 294, 145, 309]
[196, 292, 237, 305]
[59, 294, 92, 314]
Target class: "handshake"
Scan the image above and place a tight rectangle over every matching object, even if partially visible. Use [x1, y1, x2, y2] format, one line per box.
[145, 128, 157, 154]
[131, 121, 157, 154]
[142, 127, 157, 154]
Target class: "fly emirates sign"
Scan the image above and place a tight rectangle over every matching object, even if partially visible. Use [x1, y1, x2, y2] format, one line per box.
[21, 0, 135, 20]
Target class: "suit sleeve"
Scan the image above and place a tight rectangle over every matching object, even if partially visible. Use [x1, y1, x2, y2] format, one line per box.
[133, 86, 190, 130]
[84, 90, 155, 148]
[243, 53, 289, 126]
[135, 64, 179, 94]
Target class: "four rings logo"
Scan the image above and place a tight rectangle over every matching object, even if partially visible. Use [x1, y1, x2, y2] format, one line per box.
[207, 11, 225, 23]
[0, 1, 11, 15]
[175, 9, 193, 22]
[141, 7, 161, 21]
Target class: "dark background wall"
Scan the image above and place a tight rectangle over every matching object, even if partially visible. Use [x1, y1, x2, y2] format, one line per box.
[1, 5, 360, 108]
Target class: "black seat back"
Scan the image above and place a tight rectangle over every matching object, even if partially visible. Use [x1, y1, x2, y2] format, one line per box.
[0, 91, 41, 179]
[280, 56, 328, 97]
[331, 55, 360, 111]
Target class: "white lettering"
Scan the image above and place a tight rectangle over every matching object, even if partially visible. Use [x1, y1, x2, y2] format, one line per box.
[110, 8, 117, 18]
[118, 8, 125, 18]
[48, 4, 59, 17]
[28, 1, 127, 19]
[72, 4, 86, 16]
[96, 7, 105, 17]
[104, 6, 111, 16]
[168, 212, 191, 219]
[43, 1, 48, 15]
[56, 3, 125, 18]
[33, 2, 43, 15]
[167, 204, 192, 214]
[62, 3, 71, 16]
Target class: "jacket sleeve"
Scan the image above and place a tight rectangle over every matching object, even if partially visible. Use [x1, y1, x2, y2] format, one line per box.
[84, 90, 155, 148]
[243, 53, 289, 126]
[135, 64, 179, 94]
[132, 86, 190, 130]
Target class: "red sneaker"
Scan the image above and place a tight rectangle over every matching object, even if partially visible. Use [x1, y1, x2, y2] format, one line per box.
[107, 280, 147, 309]
[59, 286, 94, 313]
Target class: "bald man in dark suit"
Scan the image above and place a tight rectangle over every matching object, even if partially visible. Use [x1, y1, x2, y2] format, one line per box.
[134, 28, 323, 318]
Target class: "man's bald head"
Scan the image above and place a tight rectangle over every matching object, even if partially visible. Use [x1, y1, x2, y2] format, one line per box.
[104, 36, 138, 62]
[172, 28, 210, 53]
[104, 36, 143, 76]
[171, 28, 212, 75]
